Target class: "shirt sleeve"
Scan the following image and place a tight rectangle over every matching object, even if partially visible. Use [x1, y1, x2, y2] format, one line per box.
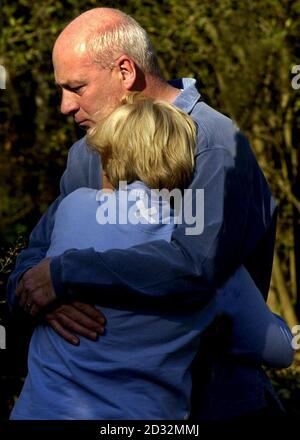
[51, 135, 270, 308]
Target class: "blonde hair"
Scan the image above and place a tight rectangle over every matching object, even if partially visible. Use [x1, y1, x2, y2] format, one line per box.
[87, 11, 161, 76]
[87, 93, 196, 191]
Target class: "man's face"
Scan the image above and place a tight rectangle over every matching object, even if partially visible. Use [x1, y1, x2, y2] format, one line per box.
[53, 47, 123, 129]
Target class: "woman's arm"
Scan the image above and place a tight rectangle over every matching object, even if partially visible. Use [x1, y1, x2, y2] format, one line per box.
[217, 266, 294, 368]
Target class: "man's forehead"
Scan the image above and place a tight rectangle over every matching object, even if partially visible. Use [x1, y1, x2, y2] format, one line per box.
[54, 61, 91, 86]
[53, 39, 89, 61]
[53, 45, 93, 74]
[53, 36, 102, 86]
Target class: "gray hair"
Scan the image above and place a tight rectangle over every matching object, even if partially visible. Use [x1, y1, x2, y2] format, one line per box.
[86, 13, 161, 77]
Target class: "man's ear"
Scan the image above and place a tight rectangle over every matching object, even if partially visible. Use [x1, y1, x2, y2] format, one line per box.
[115, 55, 137, 90]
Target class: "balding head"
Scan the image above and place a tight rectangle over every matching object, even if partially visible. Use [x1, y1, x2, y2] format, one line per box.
[53, 9, 124, 57]
[53, 8, 161, 76]
[51, 8, 178, 129]
[52, 8, 162, 129]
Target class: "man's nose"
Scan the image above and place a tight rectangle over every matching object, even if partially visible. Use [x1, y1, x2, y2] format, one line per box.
[60, 90, 79, 115]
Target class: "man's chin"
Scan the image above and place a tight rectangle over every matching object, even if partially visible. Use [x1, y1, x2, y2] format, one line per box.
[76, 119, 93, 130]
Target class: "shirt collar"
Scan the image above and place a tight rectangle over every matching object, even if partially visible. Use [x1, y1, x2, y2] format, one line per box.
[170, 78, 201, 114]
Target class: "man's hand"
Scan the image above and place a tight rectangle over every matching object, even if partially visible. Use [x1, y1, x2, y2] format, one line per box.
[45, 301, 106, 346]
[16, 257, 55, 316]
[15, 262, 106, 346]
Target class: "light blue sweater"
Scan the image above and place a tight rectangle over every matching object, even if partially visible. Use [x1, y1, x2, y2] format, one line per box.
[10, 182, 293, 420]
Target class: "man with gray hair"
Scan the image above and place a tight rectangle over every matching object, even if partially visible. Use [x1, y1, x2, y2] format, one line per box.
[8, 8, 283, 421]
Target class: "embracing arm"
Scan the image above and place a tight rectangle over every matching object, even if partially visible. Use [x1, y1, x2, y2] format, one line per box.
[217, 267, 294, 368]
[50, 133, 275, 308]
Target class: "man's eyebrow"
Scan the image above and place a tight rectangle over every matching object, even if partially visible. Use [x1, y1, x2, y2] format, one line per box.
[55, 81, 85, 88]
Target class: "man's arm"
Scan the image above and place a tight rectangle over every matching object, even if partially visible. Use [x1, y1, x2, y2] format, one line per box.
[48, 133, 275, 308]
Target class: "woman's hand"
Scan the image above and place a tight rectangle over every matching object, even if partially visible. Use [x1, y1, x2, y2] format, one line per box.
[44, 301, 106, 346]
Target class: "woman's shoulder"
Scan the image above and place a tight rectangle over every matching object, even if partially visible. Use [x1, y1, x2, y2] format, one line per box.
[58, 187, 99, 212]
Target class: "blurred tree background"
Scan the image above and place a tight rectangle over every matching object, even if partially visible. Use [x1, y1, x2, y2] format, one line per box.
[0, 0, 299, 420]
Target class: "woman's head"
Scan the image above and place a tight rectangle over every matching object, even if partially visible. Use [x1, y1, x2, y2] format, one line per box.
[87, 92, 196, 191]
